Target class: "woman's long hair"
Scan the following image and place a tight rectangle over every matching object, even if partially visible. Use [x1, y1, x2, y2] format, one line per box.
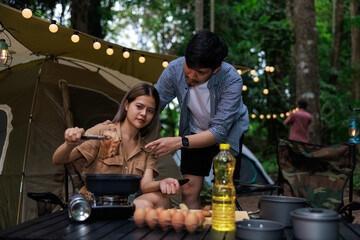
[112, 83, 160, 138]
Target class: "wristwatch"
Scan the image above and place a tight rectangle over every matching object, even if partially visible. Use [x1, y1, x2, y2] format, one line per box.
[181, 137, 189, 148]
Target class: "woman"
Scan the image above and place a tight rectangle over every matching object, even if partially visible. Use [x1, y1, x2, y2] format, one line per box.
[53, 83, 180, 209]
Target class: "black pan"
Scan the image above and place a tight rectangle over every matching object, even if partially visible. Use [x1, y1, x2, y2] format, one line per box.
[85, 174, 142, 196]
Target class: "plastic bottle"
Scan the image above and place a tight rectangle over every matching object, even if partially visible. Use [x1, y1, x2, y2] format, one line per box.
[211, 143, 236, 231]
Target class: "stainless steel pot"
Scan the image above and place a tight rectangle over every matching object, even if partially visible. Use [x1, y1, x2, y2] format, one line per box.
[259, 195, 307, 227]
[235, 219, 284, 240]
[291, 208, 341, 240]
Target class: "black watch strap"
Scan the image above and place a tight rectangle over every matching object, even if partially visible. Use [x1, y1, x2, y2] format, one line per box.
[181, 137, 189, 148]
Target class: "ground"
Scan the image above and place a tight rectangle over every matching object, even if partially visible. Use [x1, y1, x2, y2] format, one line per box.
[237, 187, 360, 224]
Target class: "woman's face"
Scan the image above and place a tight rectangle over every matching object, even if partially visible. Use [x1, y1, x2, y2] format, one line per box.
[125, 95, 156, 129]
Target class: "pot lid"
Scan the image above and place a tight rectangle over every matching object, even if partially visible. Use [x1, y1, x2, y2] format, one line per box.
[291, 208, 341, 220]
[260, 195, 307, 203]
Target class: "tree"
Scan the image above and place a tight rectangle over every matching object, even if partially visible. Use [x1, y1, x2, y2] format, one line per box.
[292, 0, 322, 143]
[350, 0, 360, 100]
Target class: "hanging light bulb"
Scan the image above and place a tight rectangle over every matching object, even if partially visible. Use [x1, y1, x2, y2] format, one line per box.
[270, 66, 275, 72]
[22, 6, 32, 19]
[286, 112, 290, 117]
[272, 114, 277, 119]
[123, 49, 130, 59]
[253, 76, 259, 83]
[265, 66, 270, 72]
[259, 114, 264, 119]
[263, 88, 269, 95]
[0, 39, 16, 67]
[242, 85, 247, 91]
[139, 55, 146, 63]
[49, 20, 58, 33]
[93, 39, 101, 50]
[106, 46, 114, 55]
[71, 31, 80, 43]
[250, 69, 256, 76]
[280, 113, 285, 118]
[237, 69, 242, 75]
[162, 60, 169, 68]
[266, 114, 271, 119]
[251, 114, 256, 119]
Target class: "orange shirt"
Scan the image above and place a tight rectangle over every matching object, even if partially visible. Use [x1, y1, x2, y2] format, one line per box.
[75, 122, 158, 177]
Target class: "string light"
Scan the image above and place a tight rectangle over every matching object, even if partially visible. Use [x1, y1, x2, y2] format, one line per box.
[259, 114, 264, 119]
[237, 69, 242, 75]
[265, 66, 270, 72]
[49, 20, 58, 33]
[253, 76, 259, 83]
[106, 46, 114, 55]
[270, 66, 275, 72]
[162, 60, 169, 68]
[93, 39, 101, 50]
[286, 112, 290, 117]
[272, 114, 277, 119]
[250, 69, 256, 76]
[22, 7, 32, 19]
[263, 88, 269, 95]
[123, 49, 130, 59]
[242, 85, 247, 91]
[266, 114, 271, 119]
[280, 113, 285, 118]
[139, 55, 146, 63]
[71, 31, 80, 43]
[251, 114, 256, 119]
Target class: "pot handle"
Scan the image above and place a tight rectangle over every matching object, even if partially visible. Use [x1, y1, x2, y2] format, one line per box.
[305, 201, 313, 208]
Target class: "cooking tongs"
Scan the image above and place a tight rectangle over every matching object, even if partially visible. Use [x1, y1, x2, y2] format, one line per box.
[81, 135, 110, 140]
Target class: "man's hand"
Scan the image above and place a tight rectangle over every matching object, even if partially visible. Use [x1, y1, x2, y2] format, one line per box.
[159, 178, 180, 195]
[145, 137, 182, 158]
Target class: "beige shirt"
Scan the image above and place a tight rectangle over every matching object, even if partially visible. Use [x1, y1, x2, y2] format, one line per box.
[76, 122, 158, 177]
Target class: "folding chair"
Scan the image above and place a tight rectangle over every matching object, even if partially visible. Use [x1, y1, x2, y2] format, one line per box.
[276, 138, 360, 222]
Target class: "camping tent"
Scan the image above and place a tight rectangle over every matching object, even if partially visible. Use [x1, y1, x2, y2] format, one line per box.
[0, 4, 186, 229]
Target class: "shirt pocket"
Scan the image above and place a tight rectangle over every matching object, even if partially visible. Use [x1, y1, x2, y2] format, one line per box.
[134, 159, 146, 176]
[98, 155, 123, 166]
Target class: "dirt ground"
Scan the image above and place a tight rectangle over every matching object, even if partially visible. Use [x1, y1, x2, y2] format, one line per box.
[237, 187, 360, 224]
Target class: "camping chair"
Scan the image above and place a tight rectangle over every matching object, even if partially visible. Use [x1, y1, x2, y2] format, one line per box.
[276, 138, 360, 223]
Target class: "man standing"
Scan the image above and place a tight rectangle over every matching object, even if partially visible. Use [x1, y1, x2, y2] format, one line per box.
[145, 29, 249, 209]
[284, 99, 312, 143]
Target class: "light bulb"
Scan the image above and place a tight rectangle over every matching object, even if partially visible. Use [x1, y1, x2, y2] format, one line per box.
[253, 76, 259, 83]
[251, 114, 256, 119]
[237, 69, 242, 75]
[270, 66, 275, 72]
[93, 40, 101, 50]
[280, 113, 285, 118]
[71, 32, 80, 43]
[139, 55, 145, 63]
[106, 47, 114, 55]
[0, 49, 8, 64]
[263, 89, 269, 95]
[22, 8, 32, 19]
[49, 20, 58, 33]
[123, 50, 130, 58]
[242, 85, 247, 91]
[259, 114, 264, 119]
[265, 66, 270, 72]
[162, 60, 169, 68]
[272, 114, 277, 119]
[266, 114, 271, 119]
[286, 112, 290, 117]
[250, 69, 256, 75]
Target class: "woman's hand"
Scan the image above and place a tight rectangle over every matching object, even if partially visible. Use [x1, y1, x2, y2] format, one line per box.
[64, 127, 85, 146]
[159, 178, 180, 195]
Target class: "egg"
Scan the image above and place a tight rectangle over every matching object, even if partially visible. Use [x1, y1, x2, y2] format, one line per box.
[185, 212, 199, 233]
[133, 208, 146, 227]
[144, 206, 153, 213]
[145, 209, 158, 229]
[156, 207, 164, 214]
[171, 211, 185, 232]
[181, 209, 189, 218]
[158, 210, 171, 230]
[168, 208, 178, 216]
[195, 211, 205, 228]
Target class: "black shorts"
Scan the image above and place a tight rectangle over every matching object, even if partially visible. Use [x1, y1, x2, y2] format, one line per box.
[180, 144, 219, 176]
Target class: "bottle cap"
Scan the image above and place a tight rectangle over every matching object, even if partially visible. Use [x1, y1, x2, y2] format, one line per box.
[219, 143, 230, 150]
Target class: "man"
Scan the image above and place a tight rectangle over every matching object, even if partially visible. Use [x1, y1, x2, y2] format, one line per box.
[145, 29, 249, 209]
[284, 99, 312, 143]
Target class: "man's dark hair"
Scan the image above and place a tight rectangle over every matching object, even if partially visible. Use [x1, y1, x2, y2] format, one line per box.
[297, 99, 308, 109]
[185, 29, 228, 70]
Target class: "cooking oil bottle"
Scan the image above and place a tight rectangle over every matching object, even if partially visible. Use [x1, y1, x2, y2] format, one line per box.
[211, 143, 236, 231]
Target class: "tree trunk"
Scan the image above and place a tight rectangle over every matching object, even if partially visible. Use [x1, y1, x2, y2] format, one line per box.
[293, 0, 321, 143]
[350, 0, 360, 101]
[195, 0, 203, 32]
[330, 0, 344, 85]
[70, 0, 89, 33]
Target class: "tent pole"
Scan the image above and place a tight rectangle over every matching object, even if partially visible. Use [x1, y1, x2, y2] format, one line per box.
[16, 58, 48, 224]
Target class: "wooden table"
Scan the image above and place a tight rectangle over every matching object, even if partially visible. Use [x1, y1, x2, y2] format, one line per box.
[1, 210, 360, 239]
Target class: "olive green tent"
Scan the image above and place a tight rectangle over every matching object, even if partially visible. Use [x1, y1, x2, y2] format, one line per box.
[0, 3, 186, 229]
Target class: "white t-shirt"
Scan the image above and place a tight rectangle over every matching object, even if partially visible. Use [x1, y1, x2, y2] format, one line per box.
[188, 81, 210, 133]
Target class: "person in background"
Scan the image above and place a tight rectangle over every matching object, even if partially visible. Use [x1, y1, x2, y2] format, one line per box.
[52, 83, 180, 209]
[145, 29, 249, 209]
[284, 99, 312, 143]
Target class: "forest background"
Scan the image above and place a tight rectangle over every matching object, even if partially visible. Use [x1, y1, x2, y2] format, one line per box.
[3, 0, 360, 188]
